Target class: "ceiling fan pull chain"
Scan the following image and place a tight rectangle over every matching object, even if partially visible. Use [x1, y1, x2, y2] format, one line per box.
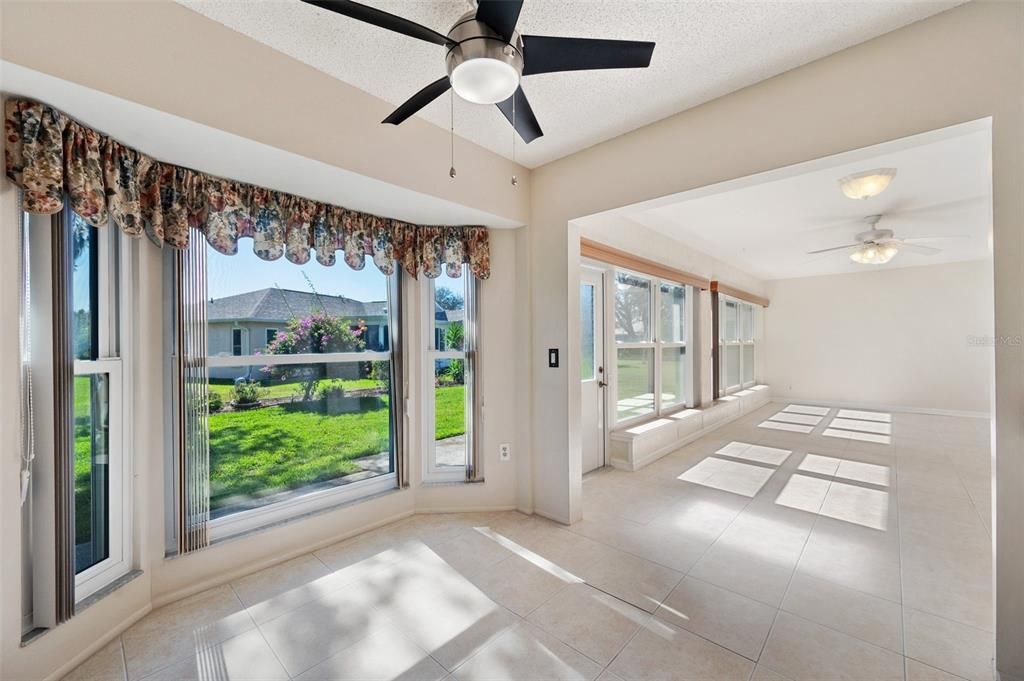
[511, 93, 519, 187]
[449, 90, 457, 179]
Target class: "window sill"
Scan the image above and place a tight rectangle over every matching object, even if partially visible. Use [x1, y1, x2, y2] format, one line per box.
[419, 478, 485, 488]
[21, 569, 144, 647]
[206, 473, 399, 544]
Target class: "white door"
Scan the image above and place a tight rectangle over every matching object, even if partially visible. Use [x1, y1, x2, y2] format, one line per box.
[580, 268, 606, 473]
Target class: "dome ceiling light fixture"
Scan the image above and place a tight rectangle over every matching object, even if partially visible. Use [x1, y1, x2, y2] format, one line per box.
[838, 168, 898, 200]
[301, 0, 656, 144]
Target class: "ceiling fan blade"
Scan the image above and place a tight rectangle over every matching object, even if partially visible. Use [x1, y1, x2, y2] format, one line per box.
[496, 86, 543, 143]
[521, 35, 655, 76]
[476, 0, 523, 43]
[301, 0, 451, 46]
[896, 242, 941, 256]
[806, 243, 861, 255]
[382, 77, 451, 125]
[901, 235, 971, 242]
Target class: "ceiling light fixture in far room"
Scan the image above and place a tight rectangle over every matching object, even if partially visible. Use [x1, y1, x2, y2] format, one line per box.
[849, 242, 899, 264]
[838, 168, 898, 199]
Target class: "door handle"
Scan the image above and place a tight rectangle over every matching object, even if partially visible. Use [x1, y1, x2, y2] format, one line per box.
[598, 380, 608, 388]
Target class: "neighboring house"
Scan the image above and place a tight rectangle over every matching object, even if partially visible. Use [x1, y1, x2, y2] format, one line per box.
[208, 288, 389, 381]
[207, 288, 462, 380]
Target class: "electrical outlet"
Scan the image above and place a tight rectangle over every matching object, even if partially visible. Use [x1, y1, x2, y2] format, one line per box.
[499, 443, 511, 461]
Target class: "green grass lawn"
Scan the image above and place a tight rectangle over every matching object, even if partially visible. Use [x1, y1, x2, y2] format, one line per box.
[73, 376, 94, 545]
[208, 377, 379, 402]
[208, 385, 466, 510]
[73, 375, 468, 517]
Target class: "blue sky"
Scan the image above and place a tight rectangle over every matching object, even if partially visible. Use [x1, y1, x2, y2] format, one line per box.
[206, 244, 463, 304]
[206, 244, 390, 302]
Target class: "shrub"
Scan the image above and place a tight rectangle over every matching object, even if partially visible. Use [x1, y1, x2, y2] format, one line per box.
[315, 379, 346, 400]
[231, 380, 264, 405]
[371, 360, 391, 391]
[264, 313, 367, 401]
[446, 358, 465, 385]
[208, 391, 224, 413]
[443, 322, 464, 351]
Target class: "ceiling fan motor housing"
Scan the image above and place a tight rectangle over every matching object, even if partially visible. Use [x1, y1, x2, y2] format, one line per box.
[856, 228, 895, 243]
[445, 11, 524, 104]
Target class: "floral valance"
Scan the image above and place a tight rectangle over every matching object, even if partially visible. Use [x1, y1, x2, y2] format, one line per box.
[4, 97, 490, 279]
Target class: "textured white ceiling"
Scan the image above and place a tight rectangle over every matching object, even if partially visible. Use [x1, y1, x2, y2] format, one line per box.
[594, 123, 992, 280]
[177, 0, 964, 168]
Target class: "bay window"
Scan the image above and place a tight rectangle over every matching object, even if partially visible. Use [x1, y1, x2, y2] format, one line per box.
[423, 265, 479, 482]
[613, 271, 693, 425]
[180, 244, 401, 540]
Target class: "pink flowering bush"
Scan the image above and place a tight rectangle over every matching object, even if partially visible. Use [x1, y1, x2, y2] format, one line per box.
[263, 313, 368, 401]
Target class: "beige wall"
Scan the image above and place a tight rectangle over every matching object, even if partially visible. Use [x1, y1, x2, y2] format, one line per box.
[765, 260, 993, 414]
[528, 2, 1022, 678]
[2, 1, 1023, 679]
[0, 3, 531, 680]
[0, 0, 531, 226]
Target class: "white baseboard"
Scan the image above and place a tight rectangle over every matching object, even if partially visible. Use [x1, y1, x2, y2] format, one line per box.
[152, 508, 415, 609]
[770, 396, 989, 419]
[414, 505, 519, 514]
[43, 602, 152, 681]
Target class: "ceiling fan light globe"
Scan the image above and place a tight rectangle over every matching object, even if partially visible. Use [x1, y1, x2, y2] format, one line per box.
[838, 168, 898, 200]
[450, 58, 520, 104]
[850, 243, 897, 265]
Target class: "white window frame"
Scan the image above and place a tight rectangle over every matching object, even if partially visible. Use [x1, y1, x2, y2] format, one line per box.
[265, 327, 278, 347]
[611, 269, 694, 428]
[657, 280, 692, 412]
[20, 213, 135, 604]
[719, 295, 757, 395]
[73, 222, 134, 602]
[421, 267, 476, 483]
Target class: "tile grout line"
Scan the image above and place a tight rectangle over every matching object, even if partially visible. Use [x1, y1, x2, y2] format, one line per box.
[895, 436, 911, 681]
[750, 407, 838, 672]
[119, 634, 129, 681]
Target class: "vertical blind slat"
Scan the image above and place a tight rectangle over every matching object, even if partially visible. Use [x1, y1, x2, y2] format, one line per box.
[175, 239, 209, 554]
[51, 210, 75, 622]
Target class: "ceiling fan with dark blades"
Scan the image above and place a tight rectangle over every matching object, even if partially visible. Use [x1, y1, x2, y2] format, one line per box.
[300, 0, 657, 143]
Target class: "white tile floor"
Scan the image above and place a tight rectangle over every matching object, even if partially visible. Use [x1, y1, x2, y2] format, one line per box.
[65, 403, 993, 681]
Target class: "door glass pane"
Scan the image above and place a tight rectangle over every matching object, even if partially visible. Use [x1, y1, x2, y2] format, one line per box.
[614, 272, 651, 342]
[434, 358, 467, 469]
[662, 346, 687, 408]
[71, 213, 97, 361]
[580, 283, 595, 381]
[75, 374, 109, 574]
[742, 344, 755, 384]
[434, 267, 466, 351]
[725, 344, 740, 388]
[616, 347, 654, 420]
[724, 300, 738, 342]
[207, 361, 394, 517]
[660, 284, 686, 343]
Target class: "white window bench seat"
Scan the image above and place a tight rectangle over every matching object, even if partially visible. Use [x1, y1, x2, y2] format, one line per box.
[608, 384, 771, 471]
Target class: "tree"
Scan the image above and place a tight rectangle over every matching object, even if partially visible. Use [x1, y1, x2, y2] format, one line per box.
[263, 313, 366, 401]
[614, 275, 651, 343]
[435, 287, 464, 312]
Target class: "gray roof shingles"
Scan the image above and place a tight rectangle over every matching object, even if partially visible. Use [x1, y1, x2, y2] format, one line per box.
[208, 288, 387, 323]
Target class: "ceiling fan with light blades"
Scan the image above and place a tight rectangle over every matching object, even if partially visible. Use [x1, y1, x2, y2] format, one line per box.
[807, 214, 947, 265]
[300, 0, 656, 143]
